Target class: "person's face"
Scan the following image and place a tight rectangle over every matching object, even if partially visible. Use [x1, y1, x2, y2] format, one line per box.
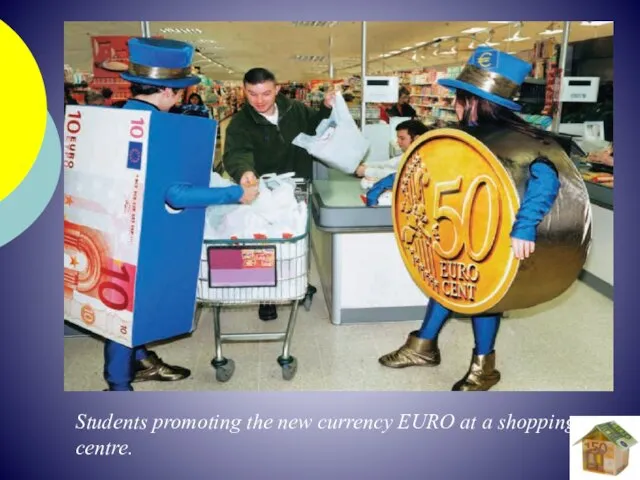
[190, 96, 199, 105]
[244, 81, 279, 114]
[399, 93, 410, 105]
[158, 88, 184, 112]
[455, 95, 478, 123]
[396, 129, 413, 152]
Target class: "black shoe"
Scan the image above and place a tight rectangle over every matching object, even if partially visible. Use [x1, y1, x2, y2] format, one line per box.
[133, 351, 191, 383]
[259, 304, 278, 321]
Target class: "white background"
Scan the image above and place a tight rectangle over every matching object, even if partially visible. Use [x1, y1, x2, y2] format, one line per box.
[569, 416, 640, 479]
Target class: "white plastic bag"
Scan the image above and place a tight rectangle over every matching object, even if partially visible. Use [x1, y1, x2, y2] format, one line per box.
[292, 91, 370, 174]
[205, 172, 242, 233]
[204, 172, 307, 240]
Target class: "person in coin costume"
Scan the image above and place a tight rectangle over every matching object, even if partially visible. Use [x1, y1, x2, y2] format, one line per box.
[379, 47, 571, 391]
[101, 38, 258, 391]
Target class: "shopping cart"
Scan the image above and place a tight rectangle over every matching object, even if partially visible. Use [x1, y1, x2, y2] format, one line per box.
[195, 179, 315, 383]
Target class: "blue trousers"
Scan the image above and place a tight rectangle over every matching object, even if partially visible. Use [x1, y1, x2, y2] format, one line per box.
[417, 301, 501, 355]
[104, 340, 150, 391]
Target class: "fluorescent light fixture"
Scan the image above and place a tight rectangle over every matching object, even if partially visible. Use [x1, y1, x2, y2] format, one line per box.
[414, 41, 429, 46]
[401, 46, 413, 50]
[540, 28, 564, 35]
[159, 27, 203, 34]
[292, 21, 338, 27]
[293, 55, 327, 62]
[580, 21, 612, 26]
[461, 27, 487, 34]
[389, 50, 401, 54]
[488, 21, 512, 24]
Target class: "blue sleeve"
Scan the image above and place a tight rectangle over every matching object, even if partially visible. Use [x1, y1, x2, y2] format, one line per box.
[366, 174, 396, 207]
[510, 159, 561, 242]
[165, 183, 244, 210]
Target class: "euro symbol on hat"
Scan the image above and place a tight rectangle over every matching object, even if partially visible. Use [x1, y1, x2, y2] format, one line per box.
[478, 51, 494, 68]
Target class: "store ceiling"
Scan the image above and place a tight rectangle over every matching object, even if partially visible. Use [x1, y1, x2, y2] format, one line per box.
[64, 21, 614, 82]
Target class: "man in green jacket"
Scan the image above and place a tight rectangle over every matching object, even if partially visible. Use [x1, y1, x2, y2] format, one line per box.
[223, 67, 335, 321]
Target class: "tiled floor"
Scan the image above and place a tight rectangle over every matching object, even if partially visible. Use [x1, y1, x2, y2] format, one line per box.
[64, 253, 614, 392]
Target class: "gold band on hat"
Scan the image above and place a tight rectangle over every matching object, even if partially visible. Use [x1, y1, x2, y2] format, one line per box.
[456, 64, 520, 100]
[128, 62, 192, 80]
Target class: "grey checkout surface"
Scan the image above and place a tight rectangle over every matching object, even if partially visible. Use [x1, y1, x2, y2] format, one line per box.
[310, 165, 430, 325]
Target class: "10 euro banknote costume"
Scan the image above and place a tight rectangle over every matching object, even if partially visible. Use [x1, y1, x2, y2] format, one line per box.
[380, 47, 592, 391]
[63, 38, 247, 391]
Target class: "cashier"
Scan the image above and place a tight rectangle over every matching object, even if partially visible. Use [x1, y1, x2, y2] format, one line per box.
[387, 87, 418, 119]
[355, 120, 430, 184]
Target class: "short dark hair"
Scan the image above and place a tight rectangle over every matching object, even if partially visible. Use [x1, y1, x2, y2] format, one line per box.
[244, 68, 277, 85]
[399, 87, 410, 97]
[396, 119, 430, 139]
[130, 82, 181, 97]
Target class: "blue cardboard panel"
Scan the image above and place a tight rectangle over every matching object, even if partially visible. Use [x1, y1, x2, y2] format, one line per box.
[132, 112, 218, 346]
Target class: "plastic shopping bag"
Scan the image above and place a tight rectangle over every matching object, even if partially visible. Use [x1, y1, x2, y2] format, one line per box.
[292, 91, 370, 174]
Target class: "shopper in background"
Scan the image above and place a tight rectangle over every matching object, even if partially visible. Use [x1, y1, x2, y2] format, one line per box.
[99, 37, 259, 392]
[387, 87, 417, 119]
[222, 67, 335, 321]
[379, 47, 563, 392]
[182, 92, 211, 118]
[101, 88, 114, 106]
[355, 119, 430, 181]
[64, 83, 78, 105]
[85, 90, 105, 106]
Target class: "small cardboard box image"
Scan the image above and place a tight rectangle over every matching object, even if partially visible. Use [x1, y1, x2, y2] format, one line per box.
[63, 105, 217, 347]
[573, 421, 638, 475]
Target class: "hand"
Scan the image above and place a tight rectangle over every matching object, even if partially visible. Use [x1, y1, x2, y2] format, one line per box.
[355, 165, 366, 177]
[240, 184, 259, 205]
[511, 237, 535, 260]
[240, 171, 258, 187]
[324, 89, 336, 108]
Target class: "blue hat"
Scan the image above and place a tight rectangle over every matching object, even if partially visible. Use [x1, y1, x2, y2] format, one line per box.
[121, 38, 201, 89]
[438, 47, 532, 111]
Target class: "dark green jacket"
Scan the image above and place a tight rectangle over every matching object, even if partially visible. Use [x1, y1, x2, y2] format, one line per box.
[222, 94, 332, 183]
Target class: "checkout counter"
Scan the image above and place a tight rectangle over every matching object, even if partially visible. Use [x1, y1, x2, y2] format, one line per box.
[311, 122, 614, 326]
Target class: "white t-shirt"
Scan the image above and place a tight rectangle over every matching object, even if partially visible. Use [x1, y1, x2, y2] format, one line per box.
[260, 104, 279, 125]
[363, 154, 403, 179]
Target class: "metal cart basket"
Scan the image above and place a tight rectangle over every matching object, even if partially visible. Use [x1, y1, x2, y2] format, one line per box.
[195, 179, 314, 382]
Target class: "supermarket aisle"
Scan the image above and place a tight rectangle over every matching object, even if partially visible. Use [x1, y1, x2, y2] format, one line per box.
[64, 252, 613, 392]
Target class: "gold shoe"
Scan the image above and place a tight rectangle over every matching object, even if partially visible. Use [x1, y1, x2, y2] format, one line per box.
[379, 331, 440, 368]
[452, 351, 500, 391]
[133, 351, 191, 383]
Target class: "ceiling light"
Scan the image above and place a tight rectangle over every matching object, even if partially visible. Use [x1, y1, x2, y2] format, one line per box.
[488, 21, 513, 24]
[295, 55, 327, 62]
[580, 21, 612, 26]
[505, 35, 530, 42]
[540, 28, 564, 35]
[292, 21, 338, 27]
[401, 46, 413, 51]
[462, 27, 487, 34]
[159, 27, 203, 34]
[414, 41, 429, 46]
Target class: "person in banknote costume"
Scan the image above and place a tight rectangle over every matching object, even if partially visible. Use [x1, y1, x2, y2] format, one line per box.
[100, 38, 258, 391]
[379, 47, 586, 391]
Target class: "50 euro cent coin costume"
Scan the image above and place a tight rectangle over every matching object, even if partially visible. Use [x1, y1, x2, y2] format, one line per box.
[382, 46, 592, 391]
[393, 126, 591, 315]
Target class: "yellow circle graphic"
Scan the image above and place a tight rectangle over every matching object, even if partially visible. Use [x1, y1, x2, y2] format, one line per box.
[0, 20, 47, 202]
